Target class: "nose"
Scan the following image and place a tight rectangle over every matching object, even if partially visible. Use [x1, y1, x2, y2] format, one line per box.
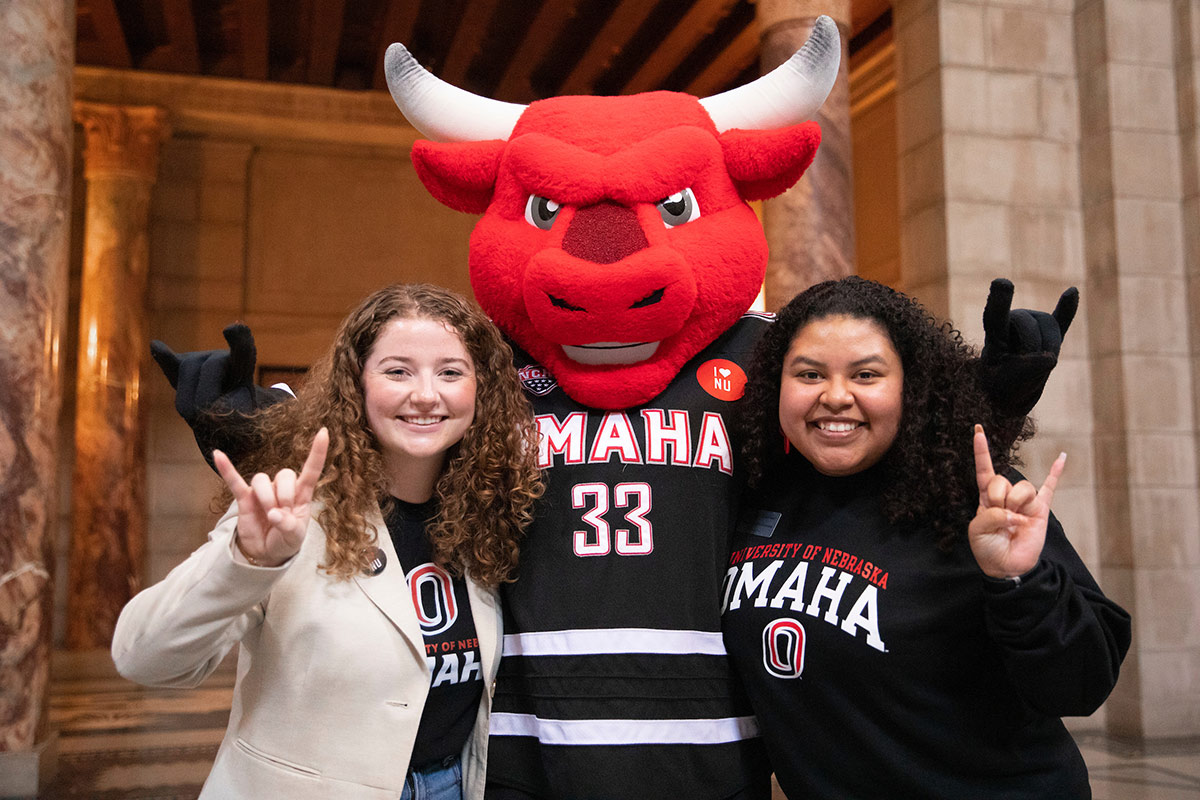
[412, 375, 438, 405]
[821, 377, 853, 410]
[561, 202, 649, 264]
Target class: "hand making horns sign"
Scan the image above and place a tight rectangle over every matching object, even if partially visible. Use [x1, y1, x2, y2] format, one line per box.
[213, 428, 329, 568]
[969, 424, 1066, 581]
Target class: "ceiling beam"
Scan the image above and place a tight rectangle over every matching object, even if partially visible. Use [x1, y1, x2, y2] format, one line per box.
[440, 0, 501, 87]
[307, 0, 346, 85]
[371, 0, 421, 90]
[163, 0, 200, 72]
[83, 0, 132, 68]
[493, 0, 579, 102]
[683, 22, 759, 98]
[622, 0, 740, 95]
[238, 0, 270, 80]
[558, 0, 646, 96]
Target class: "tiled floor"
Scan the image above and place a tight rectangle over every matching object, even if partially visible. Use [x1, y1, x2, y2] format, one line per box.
[38, 649, 1200, 799]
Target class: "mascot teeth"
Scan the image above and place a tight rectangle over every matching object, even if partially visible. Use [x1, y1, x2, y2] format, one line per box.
[562, 342, 660, 365]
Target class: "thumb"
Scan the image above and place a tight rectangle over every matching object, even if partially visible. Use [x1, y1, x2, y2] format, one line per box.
[150, 340, 182, 388]
[1052, 287, 1079, 338]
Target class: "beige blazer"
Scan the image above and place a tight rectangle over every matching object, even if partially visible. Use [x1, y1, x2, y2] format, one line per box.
[112, 504, 502, 800]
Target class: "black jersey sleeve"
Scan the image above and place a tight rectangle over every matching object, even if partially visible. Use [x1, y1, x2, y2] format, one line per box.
[981, 509, 1131, 717]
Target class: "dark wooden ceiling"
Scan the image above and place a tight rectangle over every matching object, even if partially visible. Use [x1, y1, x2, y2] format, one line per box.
[76, 0, 891, 103]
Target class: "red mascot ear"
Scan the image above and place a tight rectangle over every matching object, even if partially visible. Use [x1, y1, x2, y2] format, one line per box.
[410, 140, 506, 214]
[719, 121, 822, 201]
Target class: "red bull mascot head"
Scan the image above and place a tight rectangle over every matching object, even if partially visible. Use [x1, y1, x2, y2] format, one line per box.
[385, 17, 839, 410]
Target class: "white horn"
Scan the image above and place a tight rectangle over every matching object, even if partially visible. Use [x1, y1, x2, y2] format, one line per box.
[384, 43, 527, 142]
[700, 15, 841, 132]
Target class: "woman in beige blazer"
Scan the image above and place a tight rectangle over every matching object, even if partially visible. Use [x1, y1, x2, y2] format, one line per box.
[113, 284, 543, 800]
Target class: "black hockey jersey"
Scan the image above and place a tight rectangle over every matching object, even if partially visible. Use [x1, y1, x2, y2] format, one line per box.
[487, 314, 772, 800]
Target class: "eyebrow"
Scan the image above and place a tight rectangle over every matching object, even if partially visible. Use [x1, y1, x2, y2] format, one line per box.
[375, 355, 472, 367]
[787, 354, 890, 369]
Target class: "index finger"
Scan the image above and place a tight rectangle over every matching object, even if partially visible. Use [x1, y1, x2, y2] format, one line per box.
[213, 449, 251, 497]
[973, 424, 997, 502]
[982, 278, 1014, 345]
[295, 427, 329, 501]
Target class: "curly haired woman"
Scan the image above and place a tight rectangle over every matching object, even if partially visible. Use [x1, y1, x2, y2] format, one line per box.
[113, 284, 543, 800]
[722, 277, 1130, 799]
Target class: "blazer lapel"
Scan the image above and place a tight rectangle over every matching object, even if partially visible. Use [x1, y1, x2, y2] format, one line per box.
[353, 510, 427, 664]
[466, 579, 501, 684]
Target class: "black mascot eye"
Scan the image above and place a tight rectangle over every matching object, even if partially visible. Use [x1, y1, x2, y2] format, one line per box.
[656, 188, 700, 228]
[525, 195, 562, 230]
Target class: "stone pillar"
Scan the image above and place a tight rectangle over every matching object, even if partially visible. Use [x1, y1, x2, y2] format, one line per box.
[1073, 0, 1200, 739]
[757, 0, 855, 310]
[0, 0, 74, 793]
[66, 103, 168, 650]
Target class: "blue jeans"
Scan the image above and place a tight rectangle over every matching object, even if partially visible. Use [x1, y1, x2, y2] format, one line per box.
[401, 755, 463, 800]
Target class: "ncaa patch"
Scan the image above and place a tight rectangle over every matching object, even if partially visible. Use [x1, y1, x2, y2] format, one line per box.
[519, 364, 558, 396]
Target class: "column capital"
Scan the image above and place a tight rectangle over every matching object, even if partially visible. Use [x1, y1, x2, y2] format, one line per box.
[756, 0, 851, 32]
[73, 102, 170, 182]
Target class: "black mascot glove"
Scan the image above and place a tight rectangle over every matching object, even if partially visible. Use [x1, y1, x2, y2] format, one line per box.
[150, 323, 291, 470]
[979, 278, 1079, 419]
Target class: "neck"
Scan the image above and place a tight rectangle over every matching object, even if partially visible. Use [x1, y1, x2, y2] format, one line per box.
[383, 452, 447, 504]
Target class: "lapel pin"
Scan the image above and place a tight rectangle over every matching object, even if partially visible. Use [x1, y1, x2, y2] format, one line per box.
[366, 547, 386, 576]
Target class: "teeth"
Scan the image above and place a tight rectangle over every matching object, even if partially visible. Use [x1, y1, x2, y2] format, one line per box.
[817, 421, 859, 432]
[403, 417, 443, 426]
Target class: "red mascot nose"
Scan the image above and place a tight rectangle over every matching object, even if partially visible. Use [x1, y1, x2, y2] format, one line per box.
[561, 202, 649, 264]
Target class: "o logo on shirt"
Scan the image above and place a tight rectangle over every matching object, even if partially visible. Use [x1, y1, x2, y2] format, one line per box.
[762, 618, 806, 679]
[408, 563, 458, 635]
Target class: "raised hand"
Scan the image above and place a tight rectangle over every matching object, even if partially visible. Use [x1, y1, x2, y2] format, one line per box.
[979, 278, 1079, 418]
[152, 323, 260, 423]
[968, 424, 1065, 580]
[214, 428, 329, 568]
[151, 323, 292, 469]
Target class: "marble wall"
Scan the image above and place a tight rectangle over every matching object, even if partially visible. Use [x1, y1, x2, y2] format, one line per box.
[761, 0, 858, 307]
[0, 1, 73, 791]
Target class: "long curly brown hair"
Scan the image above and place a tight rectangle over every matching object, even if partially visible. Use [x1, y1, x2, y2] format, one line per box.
[241, 283, 543, 586]
[739, 277, 1032, 550]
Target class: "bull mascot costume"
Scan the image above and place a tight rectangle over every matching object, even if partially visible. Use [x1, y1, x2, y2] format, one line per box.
[154, 17, 1077, 799]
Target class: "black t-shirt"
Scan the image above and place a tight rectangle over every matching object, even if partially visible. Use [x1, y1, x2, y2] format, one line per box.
[721, 456, 1131, 799]
[385, 497, 484, 768]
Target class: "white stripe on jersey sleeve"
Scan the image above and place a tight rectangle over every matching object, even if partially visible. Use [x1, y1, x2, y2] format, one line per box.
[503, 628, 727, 657]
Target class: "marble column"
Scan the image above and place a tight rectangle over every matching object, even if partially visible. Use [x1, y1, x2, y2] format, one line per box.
[757, 0, 855, 310]
[66, 103, 168, 650]
[0, 0, 74, 790]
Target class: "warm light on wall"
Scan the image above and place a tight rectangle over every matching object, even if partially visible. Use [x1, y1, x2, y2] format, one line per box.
[86, 319, 98, 367]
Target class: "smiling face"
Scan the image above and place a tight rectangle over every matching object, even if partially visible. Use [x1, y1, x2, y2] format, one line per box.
[361, 317, 477, 493]
[779, 314, 904, 477]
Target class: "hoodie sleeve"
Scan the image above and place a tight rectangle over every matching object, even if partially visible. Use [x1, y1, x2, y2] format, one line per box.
[982, 509, 1131, 717]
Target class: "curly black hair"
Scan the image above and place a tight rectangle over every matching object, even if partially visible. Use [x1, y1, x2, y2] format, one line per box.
[738, 276, 1032, 550]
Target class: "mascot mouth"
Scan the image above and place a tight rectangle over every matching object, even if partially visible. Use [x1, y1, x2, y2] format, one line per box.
[562, 341, 660, 365]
